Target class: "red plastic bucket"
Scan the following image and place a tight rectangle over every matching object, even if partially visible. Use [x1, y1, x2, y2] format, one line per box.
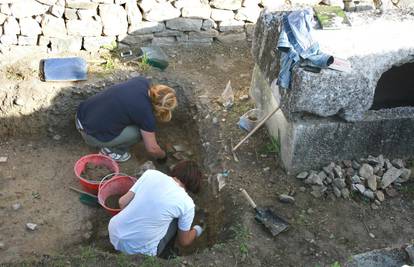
[74, 154, 120, 195]
[98, 175, 137, 216]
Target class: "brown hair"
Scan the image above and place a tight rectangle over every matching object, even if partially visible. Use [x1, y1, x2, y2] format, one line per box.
[149, 84, 177, 122]
[170, 160, 203, 194]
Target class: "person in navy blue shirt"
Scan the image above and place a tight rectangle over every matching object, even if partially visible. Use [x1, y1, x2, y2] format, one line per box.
[75, 76, 177, 162]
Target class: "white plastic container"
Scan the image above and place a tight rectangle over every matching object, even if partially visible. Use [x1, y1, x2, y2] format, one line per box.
[238, 109, 264, 132]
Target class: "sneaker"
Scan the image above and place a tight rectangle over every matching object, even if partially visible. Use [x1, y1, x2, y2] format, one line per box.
[100, 147, 131, 162]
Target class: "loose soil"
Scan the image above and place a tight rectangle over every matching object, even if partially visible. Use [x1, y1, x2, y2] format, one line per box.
[1, 43, 414, 267]
[81, 162, 113, 182]
[104, 194, 122, 210]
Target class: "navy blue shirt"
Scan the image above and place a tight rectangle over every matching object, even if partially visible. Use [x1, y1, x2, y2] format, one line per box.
[77, 77, 156, 142]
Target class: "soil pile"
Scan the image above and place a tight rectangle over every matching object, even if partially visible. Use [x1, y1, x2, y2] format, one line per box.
[81, 163, 112, 181]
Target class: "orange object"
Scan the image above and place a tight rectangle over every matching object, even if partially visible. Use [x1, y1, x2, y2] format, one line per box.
[74, 154, 120, 195]
[98, 175, 137, 216]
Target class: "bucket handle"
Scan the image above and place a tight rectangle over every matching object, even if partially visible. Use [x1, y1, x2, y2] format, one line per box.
[98, 172, 137, 192]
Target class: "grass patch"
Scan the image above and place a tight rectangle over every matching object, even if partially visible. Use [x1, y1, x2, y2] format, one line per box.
[230, 224, 251, 256]
[141, 255, 161, 267]
[260, 134, 281, 156]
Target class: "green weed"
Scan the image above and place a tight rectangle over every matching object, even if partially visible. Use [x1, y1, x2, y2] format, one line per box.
[331, 261, 341, 267]
[141, 255, 161, 267]
[116, 253, 133, 267]
[231, 224, 251, 255]
[261, 134, 281, 155]
[137, 53, 151, 72]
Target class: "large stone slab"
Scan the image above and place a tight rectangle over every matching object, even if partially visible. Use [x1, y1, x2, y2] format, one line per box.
[250, 64, 414, 173]
[0, 34, 17, 45]
[235, 6, 261, 22]
[119, 33, 153, 45]
[216, 32, 246, 42]
[211, 8, 235, 21]
[345, 247, 408, 267]
[218, 19, 244, 32]
[181, 4, 211, 19]
[10, 0, 49, 18]
[36, 0, 58, 5]
[252, 10, 414, 122]
[18, 35, 38, 46]
[3, 17, 20, 35]
[125, 0, 142, 26]
[127, 21, 165, 35]
[66, 0, 98, 9]
[99, 4, 128, 36]
[166, 18, 202, 32]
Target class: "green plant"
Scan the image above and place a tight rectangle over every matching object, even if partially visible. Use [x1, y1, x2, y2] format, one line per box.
[261, 133, 281, 155]
[116, 253, 133, 267]
[137, 53, 151, 72]
[231, 224, 251, 255]
[101, 40, 118, 51]
[79, 246, 97, 266]
[141, 255, 161, 267]
[331, 261, 341, 267]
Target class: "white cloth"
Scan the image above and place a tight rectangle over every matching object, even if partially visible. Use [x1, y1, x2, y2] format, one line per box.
[108, 170, 195, 256]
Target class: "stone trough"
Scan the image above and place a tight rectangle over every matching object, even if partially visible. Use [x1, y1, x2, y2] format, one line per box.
[250, 9, 414, 173]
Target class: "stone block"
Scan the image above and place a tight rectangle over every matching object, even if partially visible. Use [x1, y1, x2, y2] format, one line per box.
[166, 18, 202, 32]
[138, 0, 156, 13]
[50, 4, 65, 17]
[188, 36, 213, 43]
[245, 22, 255, 38]
[91, 0, 114, 3]
[260, 0, 285, 10]
[216, 32, 246, 43]
[77, 9, 97, 19]
[50, 36, 82, 52]
[243, 0, 260, 7]
[188, 29, 219, 38]
[176, 34, 188, 42]
[250, 64, 414, 173]
[181, 5, 211, 19]
[3, 17, 19, 35]
[175, 0, 203, 8]
[119, 33, 153, 45]
[151, 36, 176, 45]
[218, 19, 244, 32]
[211, 8, 234, 21]
[18, 35, 38, 46]
[0, 34, 17, 45]
[38, 35, 51, 46]
[125, 0, 142, 25]
[36, 0, 58, 5]
[19, 18, 41, 36]
[1, 4, 11, 15]
[114, 0, 127, 4]
[128, 21, 165, 35]
[67, 18, 102, 36]
[42, 15, 67, 37]
[211, 0, 242, 10]
[10, 0, 49, 18]
[83, 36, 116, 51]
[202, 18, 216, 30]
[154, 30, 184, 37]
[66, 0, 98, 9]
[0, 26, 2, 36]
[99, 4, 128, 36]
[235, 6, 260, 22]
[64, 8, 78, 20]
[143, 2, 180, 22]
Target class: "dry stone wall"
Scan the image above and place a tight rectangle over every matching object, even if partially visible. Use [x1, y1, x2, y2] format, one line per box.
[0, 0, 284, 52]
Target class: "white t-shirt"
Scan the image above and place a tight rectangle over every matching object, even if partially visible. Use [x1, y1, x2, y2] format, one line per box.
[108, 170, 195, 256]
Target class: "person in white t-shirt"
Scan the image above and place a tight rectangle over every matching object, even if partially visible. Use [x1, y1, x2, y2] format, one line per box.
[108, 160, 204, 257]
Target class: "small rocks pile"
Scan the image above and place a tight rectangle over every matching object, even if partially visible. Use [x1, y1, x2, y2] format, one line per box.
[297, 155, 412, 205]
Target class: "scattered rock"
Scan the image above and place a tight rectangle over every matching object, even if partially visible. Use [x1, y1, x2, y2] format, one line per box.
[351, 175, 362, 184]
[385, 187, 399, 197]
[318, 171, 327, 181]
[304, 173, 323, 186]
[53, 134, 61, 141]
[391, 159, 404, 169]
[363, 189, 375, 200]
[333, 165, 343, 178]
[333, 178, 346, 189]
[352, 160, 361, 170]
[384, 159, 393, 169]
[333, 186, 341, 198]
[0, 241, 4, 249]
[366, 175, 377, 191]
[343, 160, 352, 168]
[263, 167, 270, 173]
[396, 168, 411, 183]
[0, 156, 7, 163]
[405, 244, 414, 263]
[239, 94, 249, 101]
[299, 186, 306, 192]
[296, 171, 308, 179]
[310, 190, 323, 198]
[306, 208, 314, 214]
[371, 203, 379, 210]
[374, 200, 381, 206]
[369, 232, 375, 238]
[279, 194, 295, 204]
[375, 190, 385, 202]
[381, 167, 403, 189]
[354, 183, 366, 194]
[26, 223, 37, 231]
[12, 203, 21, 210]
[341, 188, 350, 199]
[359, 164, 374, 179]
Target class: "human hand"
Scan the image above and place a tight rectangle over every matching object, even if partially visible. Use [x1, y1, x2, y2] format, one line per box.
[193, 225, 204, 238]
[156, 154, 168, 164]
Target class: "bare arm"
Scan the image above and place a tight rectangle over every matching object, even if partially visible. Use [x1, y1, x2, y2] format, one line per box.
[140, 130, 166, 159]
[177, 228, 198, 247]
[118, 191, 135, 210]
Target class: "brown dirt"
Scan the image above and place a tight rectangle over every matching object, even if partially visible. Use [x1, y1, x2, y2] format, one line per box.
[1, 43, 414, 267]
[81, 162, 113, 182]
[104, 194, 122, 210]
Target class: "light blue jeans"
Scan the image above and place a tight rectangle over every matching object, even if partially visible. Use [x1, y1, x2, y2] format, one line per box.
[75, 117, 141, 154]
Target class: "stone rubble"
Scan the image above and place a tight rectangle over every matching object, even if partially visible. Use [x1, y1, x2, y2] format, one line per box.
[296, 155, 412, 205]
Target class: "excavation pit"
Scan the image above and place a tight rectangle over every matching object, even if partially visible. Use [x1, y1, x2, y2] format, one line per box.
[0, 69, 235, 263]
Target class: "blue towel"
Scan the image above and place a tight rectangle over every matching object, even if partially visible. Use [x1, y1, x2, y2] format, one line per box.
[43, 57, 88, 82]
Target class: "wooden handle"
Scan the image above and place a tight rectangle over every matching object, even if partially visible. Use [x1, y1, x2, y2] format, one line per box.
[241, 189, 257, 209]
[232, 106, 280, 152]
[69, 186, 98, 199]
